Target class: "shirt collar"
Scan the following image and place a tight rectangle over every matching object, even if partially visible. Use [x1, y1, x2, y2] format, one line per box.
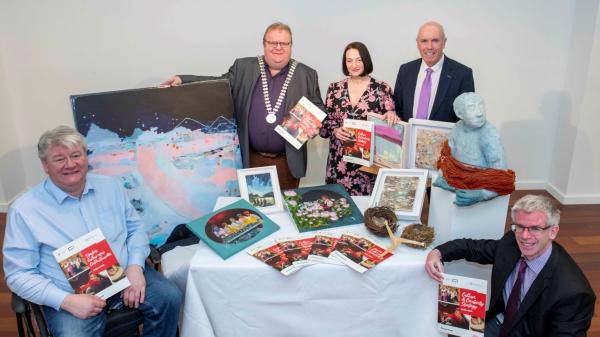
[523, 243, 552, 274]
[44, 175, 95, 204]
[420, 54, 445, 73]
[264, 62, 290, 79]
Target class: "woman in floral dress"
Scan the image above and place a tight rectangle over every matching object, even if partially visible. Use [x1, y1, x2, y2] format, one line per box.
[320, 42, 399, 195]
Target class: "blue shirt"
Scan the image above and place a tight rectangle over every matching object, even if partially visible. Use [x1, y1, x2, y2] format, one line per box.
[503, 244, 552, 305]
[3, 174, 149, 310]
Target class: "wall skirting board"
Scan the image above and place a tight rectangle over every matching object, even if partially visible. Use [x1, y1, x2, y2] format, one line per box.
[546, 182, 600, 205]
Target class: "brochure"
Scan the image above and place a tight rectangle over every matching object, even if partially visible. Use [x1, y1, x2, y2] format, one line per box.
[330, 233, 393, 273]
[274, 96, 326, 150]
[307, 233, 343, 265]
[248, 242, 302, 276]
[277, 235, 315, 267]
[437, 273, 487, 337]
[342, 118, 375, 167]
[53, 228, 130, 299]
[187, 199, 280, 259]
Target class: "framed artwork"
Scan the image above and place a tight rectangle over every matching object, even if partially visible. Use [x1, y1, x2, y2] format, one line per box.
[407, 118, 455, 175]
[282, 184, 363, 233]
[237, 166, 283, 214]
[369, 168, 428, 221]
[71, 80, 242, 246]
[367, 112, 410, 168]
[186, 199, 280, 260]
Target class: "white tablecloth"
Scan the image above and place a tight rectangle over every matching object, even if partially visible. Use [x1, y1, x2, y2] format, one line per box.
[179, 196, 444, 337]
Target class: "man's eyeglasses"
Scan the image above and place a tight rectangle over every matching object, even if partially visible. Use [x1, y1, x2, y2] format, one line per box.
[264, 40, 292, 48]
[511, 223, 553, 235]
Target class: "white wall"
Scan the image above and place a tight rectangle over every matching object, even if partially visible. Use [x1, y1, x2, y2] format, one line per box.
[0, 0, 598, 210]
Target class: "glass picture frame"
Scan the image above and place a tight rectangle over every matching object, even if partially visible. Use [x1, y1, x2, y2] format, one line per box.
[407, 118, 455, 176]
[369, 168, 428, 221]
[367, 112, 410, 169]
[237, 166, 284, 214]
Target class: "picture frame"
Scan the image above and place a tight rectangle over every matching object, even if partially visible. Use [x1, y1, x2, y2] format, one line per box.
[369, 168, 428, 221]
[237, 166, 283, 214]
[407, 118, 455, 176]
[367, 112, 410, 169]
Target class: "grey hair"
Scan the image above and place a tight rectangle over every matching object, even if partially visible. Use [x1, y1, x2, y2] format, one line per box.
[263, 22, 293, 44]
[417, 21, 447, 40]
[38, 125, 87, 161]
[511, 194, 560, 227]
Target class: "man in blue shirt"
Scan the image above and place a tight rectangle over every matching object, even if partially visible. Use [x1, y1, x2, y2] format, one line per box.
[425, 195, 595, 336]
[3, 125, 182, 337]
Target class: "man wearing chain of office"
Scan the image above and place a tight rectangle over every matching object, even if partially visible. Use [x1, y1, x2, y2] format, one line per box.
[162, 22, 324, 189]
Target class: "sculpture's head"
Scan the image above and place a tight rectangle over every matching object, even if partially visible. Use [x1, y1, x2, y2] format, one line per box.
[454, 92, 486, 129]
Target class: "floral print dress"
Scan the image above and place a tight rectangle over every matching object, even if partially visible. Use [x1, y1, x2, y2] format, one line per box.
[320, 78, 395, 196]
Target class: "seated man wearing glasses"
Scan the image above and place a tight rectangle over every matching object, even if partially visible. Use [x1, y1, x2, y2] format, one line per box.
[425, 194, 595, 337]
[161, 22, 324, 189]
[3, 126, 182, 337]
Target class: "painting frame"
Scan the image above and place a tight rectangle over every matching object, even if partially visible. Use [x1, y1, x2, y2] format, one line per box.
[407, 118, 455, 176]
[237, 166, 283, 214]
[369, 168, 428, 221]
[367, 112, 410, 169]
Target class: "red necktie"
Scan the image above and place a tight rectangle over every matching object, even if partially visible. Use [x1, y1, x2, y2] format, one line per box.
[499, 258, 527, 337]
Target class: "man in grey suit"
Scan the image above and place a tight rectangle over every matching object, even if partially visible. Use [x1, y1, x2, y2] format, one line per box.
[393, 21, 474, 123]
[162, 22, 324, 189]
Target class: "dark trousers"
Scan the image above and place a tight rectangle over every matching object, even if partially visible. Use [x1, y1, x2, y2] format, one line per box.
[249, 149, 300, 190]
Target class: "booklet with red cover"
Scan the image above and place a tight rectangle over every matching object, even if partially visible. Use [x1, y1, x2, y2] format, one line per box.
[274, 96, 326, 150]
[330, 233, 392, 273]
[53, 228, 130, 299]
[248, 241, 301, 276]
[277, 235, 316, 267]
[307, 233, 342, 265]
[342, 118, 375, 167]
[437, 273, 487, 337]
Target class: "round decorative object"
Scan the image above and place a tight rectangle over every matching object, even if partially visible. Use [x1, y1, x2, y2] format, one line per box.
[363, 207, 398, 237]
[400, 224, 434, 249]
[266, 114, 277, 124]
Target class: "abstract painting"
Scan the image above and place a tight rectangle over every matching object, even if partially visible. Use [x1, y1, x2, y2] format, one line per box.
[408, 119, 455, 175]
[71, 80, 242, 246]
[367, 112, 409, 168]
[369, 169, 428, 221]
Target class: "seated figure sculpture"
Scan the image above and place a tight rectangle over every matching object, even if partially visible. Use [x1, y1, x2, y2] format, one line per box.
[433, 92, 515, 206]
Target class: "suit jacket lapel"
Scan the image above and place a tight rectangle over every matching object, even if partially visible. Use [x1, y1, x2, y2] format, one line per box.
[406, 62, 419, 117]
[430, 58, 453, 120]
[506, 247, 555, 333]
[489, 239, 521, 316]
[244, 58, 261, 118]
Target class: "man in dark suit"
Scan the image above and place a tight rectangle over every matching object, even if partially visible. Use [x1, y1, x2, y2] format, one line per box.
[162, 22, 324, 189]
[425, 194, 595, 336]
[393, 21, 474, 123]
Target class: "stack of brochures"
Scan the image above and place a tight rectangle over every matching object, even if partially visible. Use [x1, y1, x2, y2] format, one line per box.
[248, 232, 393, 275]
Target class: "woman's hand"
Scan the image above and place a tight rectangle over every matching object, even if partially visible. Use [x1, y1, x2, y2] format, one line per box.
[382, 111, 401, 126]
[333, 127, 353, 142]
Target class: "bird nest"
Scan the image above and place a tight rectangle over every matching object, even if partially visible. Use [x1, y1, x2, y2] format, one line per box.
[363, 207, 398, 237]
[400, 224, 434, 249]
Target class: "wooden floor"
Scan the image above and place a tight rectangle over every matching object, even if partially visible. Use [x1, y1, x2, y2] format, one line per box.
[0, 190, 598, 336]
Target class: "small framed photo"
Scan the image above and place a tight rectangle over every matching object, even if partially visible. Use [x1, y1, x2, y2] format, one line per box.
[237, 166, 283, 214]
[407, 118, 455, 175]
[369, 168, 428, 221]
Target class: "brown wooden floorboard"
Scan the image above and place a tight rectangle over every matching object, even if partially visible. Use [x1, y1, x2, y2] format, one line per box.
[0, 191, 599, 336]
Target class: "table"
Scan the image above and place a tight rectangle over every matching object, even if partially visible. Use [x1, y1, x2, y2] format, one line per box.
[178, 196, 445, 337]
